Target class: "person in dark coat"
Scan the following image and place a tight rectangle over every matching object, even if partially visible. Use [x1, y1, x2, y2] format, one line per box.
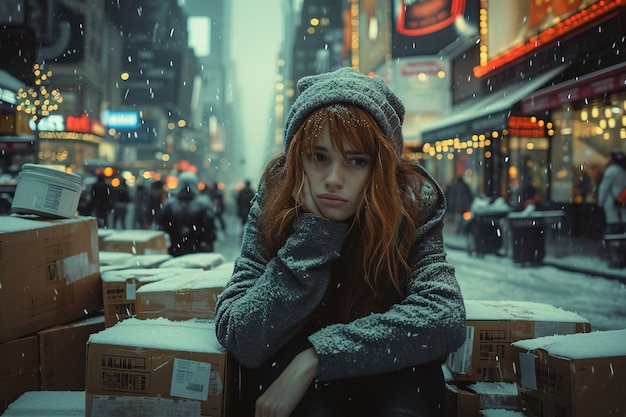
[112, 178, 130, 229]
[91, 174, 112, 228]
[236, 180, 255, 225]
[208, 182, 227, 233]
[157, 172, 217, 256]
[445, 175, 473, 233]
[133, 181, 153, 229]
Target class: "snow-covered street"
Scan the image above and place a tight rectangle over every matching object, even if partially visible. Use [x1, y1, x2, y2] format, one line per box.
[447, 247, 626, 331]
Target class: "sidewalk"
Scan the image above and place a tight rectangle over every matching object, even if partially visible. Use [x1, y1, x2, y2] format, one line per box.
[442, 222, 626, 283]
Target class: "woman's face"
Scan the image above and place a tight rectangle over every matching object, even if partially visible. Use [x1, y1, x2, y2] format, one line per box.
[301, 128, 372, 221]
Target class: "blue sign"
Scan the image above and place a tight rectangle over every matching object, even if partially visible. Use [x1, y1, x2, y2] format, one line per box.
[101, 110, 140, 129]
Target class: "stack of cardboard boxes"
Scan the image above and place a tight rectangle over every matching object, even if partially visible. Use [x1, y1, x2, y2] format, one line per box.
[85, 267, 234, 417]
[1, 214, 233, 417]
[442, 299, 626, 417]
[0, 215, 103, 410]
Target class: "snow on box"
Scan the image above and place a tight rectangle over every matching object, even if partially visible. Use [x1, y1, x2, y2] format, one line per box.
[511, 329, 626, 417]
[446, 300, 591, 383]
[85, 318, 230, 417]
[88, 317, 223, 353]
[464, 300, 589, 324]
[134, 268, 232, 321]
[2, 391, 85, 417]
[98, 251, 173, 271]
[159, 252, 225, 270]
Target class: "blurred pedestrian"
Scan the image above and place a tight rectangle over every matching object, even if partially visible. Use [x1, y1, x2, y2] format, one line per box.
[157, 172, 217, 256]
[215, 67, 465, 416]
[236, 179, 255, 225]
[445, 175, 473, 233]
[112, 178, 130, 229]
[598, 149, 626, 234]
[91, 174, 112, 228]
[150, 179, 167, 228]
[208, 182, 227, 234]
[133, 181, 153, 229]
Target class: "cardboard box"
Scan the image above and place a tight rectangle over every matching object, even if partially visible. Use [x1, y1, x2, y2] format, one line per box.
[99, 251, 173, 273]
[135, 269, 231, 321]
[85, 318, 228, 417]
[512, 329, 626, 417]
[38, 314, 105, 390]
[444, 383, 480, 417]
[99, 229, 168, 255]
[159, 252, 225, 270]
[2, 391, 85, 416]
[100, 268, 193, 327]
[0, 336, 40, 412]
[446, 300, 590, 382]
[0, 215, 102, 343]
[444, 382, 520, 417]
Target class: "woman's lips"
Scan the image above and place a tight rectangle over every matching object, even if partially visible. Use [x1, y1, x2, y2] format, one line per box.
[318, 194, 348, 207]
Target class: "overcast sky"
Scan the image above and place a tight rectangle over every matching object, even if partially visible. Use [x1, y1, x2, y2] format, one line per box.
[230, 0, 284, 183]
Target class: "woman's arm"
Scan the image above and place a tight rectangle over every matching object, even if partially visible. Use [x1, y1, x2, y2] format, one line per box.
[308, 177, 466, 381]
[214, 191, 348, 368]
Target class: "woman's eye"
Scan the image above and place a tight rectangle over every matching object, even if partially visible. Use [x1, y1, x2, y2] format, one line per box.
[313, 152, 327, 162]
[350, 157, 370, 167]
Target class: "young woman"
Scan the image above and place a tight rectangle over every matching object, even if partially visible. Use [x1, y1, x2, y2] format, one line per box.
[215, 67, 466, 417]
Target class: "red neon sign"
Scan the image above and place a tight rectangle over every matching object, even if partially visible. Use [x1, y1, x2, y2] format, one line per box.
[396, 0, 466, 36]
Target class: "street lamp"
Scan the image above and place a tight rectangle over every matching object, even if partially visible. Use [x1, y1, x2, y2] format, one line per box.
[15, 63, 63, 164]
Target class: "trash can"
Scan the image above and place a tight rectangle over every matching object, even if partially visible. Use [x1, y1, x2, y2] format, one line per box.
[603, 234, 626, 268]
[467, 212, 508, 256]
[508, 217, 545, 264]
[507, 210, 564, 264]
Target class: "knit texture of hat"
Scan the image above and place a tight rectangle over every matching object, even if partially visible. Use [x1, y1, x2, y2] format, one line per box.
[284, 67, 405, 155]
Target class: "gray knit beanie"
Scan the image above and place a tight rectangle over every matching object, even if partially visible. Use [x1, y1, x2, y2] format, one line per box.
[284, 67, 405, 155]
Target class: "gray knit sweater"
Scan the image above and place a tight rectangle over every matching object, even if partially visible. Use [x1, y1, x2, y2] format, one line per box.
[214, 164, 466, 382]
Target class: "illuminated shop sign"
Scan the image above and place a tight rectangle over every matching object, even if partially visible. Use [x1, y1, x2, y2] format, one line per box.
[101, 109, 140, 129]
[395, 0, 466, 36]
[31, 114, 105, 136]
[475, 0, 615, 77]
[0, 87, 17, 104]
[391, 0, 478, 57]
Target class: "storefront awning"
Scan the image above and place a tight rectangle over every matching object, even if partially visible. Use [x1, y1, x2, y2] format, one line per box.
[421, 65, 567, 143]
[522, 61, 626, 114]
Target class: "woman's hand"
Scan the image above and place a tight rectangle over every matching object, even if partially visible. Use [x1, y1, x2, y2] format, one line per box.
[294, 175, 323, 217]
[255, 347, 319, 417]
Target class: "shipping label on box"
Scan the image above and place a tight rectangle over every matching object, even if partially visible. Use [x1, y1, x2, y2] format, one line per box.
[446, 300, 590, 382]
[512, 329, 626, 417]
[85, 318, 228, 417]
[38, 314, 105, 390]
[0, 215, 102, 343]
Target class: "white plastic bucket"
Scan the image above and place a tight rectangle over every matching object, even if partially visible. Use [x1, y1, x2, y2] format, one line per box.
[11, 164, 83, 218]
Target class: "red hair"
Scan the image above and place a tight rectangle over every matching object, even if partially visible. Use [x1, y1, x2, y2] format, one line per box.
[260, 104, 426, 315]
